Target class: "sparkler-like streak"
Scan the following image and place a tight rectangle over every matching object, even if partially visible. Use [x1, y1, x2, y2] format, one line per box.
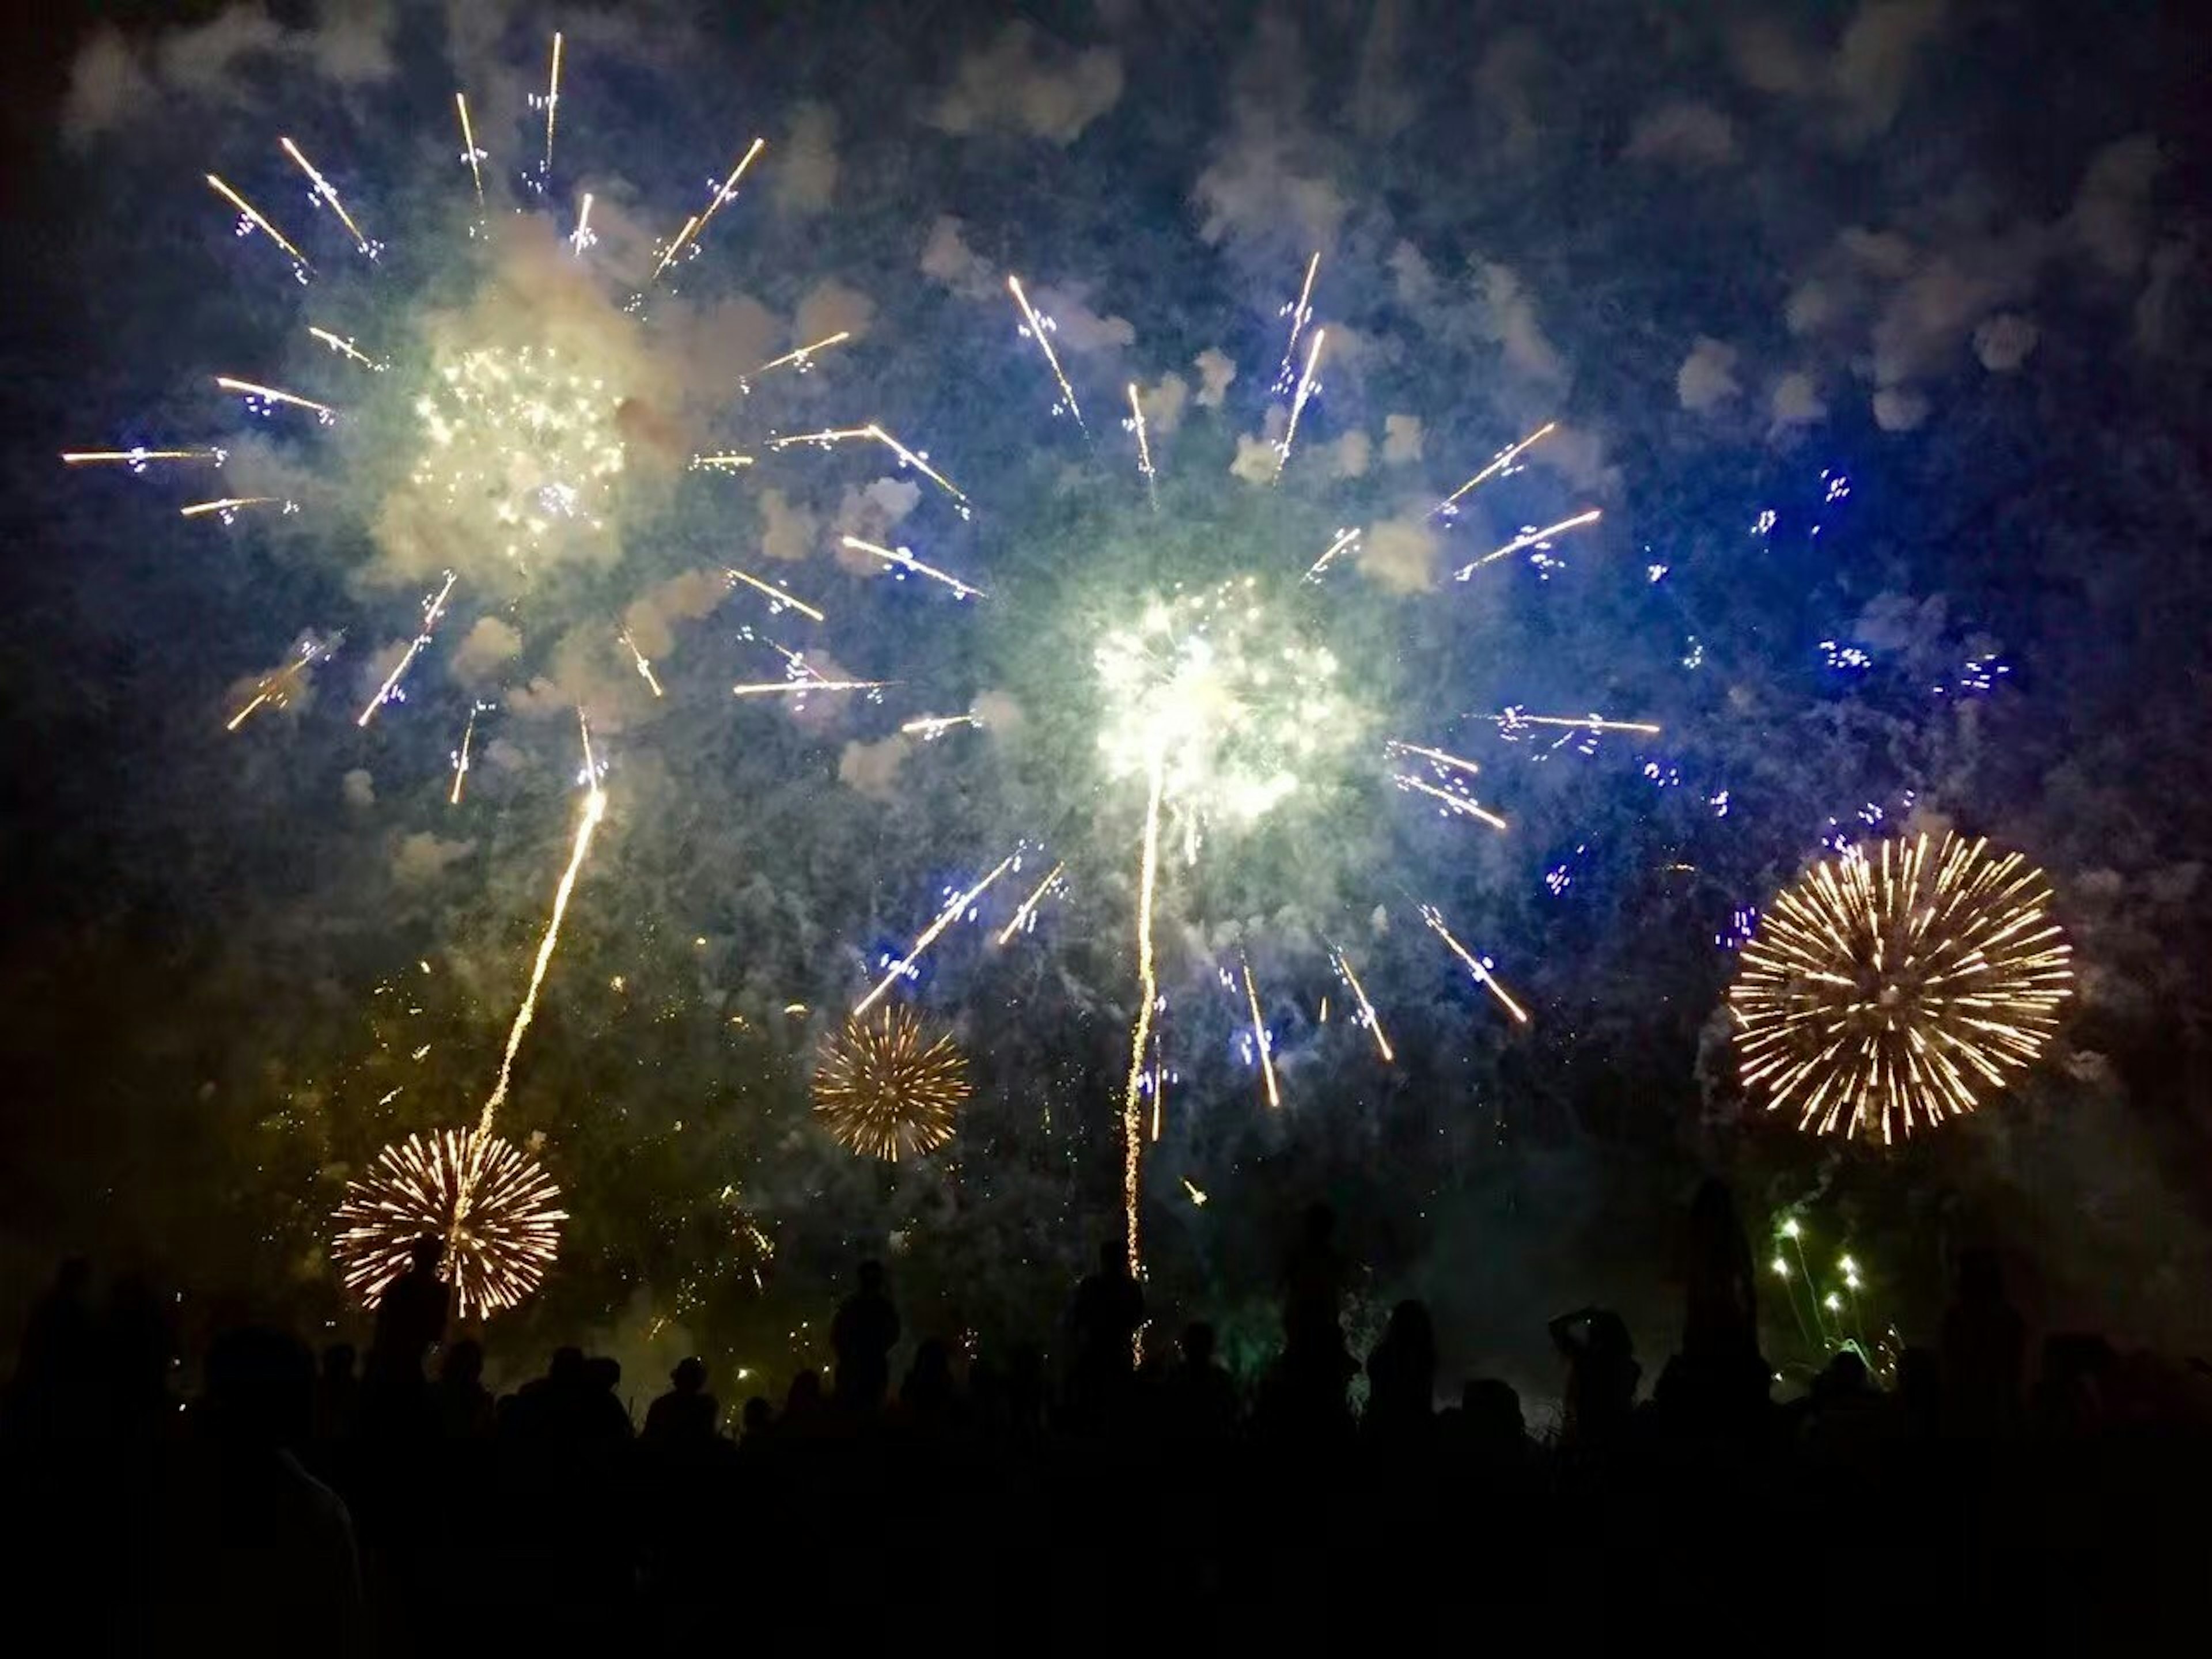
[653, 137, 766, 278]
[1240, 955, 1281, 1108]
[1452, 510, 1603, 581]
[308, 326, 381, 370]
[215, 377, 336, 423]
[279, 136, 374, 257]
[479, 729, 609, 1133]
[1429, 422, 1556, 520]
[570, 191, 596, 256]
[750, 332, 852, 384]
[454, 92, 487, 210]
[226, 634, 332, 731]
[995, 861, 1066, 944]
[768, 425, 968, 507]
[1393, 774, 1509, 831]
[1328, 944, 1395, 1063]
[617, 629, 664, 697]
[1729, 832, 2073, 1142]
[449, 703, 488, 804]
[1386, 738, 1486, 775]
[1421, 904, 1530, 1023]
[1119, 756, 1165, 1277]
[725, 566, 824, 622]
[1304, 526, 1361, 582]
[1006, 275, 1085, 429]
[1273, 251, 1320, 395]
[900, 713, 982, 740]
[853, 854, 1018, 1019]
[538, 32, 563, 179]
[1491, 707, 1662, 736]
[690, 452, 755, 472]
[731, 679, 888, 698]
[206, 174, 313, 276]
[1126, 383, 1157, 509]
[180, 497, 285, 521]
[357, 571, 457, 727]
[63, 446, 225, 469]
[839, 535, 988, 601]
[1273, 328, 1325, 479]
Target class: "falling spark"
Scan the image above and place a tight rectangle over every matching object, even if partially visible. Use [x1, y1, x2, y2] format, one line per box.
[569, 191, 596, 256]
[454, 92, 487, 210]
[853, 853, 1018, 1019]
[278, 136, 374, 257]
[1272, 251, 1320, 395]
[995, 861, 1066, 944]
[1430, 423, 1556, 521]
[901, 713, 982, 740]
[215, 377, 336, 423]
[1240, 955, 1281, 1108]
[1393, 774, 1509, 831]
[1453, 510, 1603, 581]
[1119, 755, 1165, 1279]
[1385, 738, 1484, 775]
[749, 331, 853, 385]
[1329, 945, 1395, 1063]
[449, 703, 489, 805]
[331, 1128, 566, 1319]
[768, 425, 968, 507]
[1304, 526, 1361, 582]
[206, 174, 313, 276]
[1492, 708, 1662, 737]
[1148, 1049, 1166, 1142]
[226, 634, 332, 731]
[180, 496, 286, 521]
[653, 137, 766, 278]
[726, 566, 825, 622]
[1125, 383, 1157, 508]
[479, 730, 609, 1133]
[539, 32, 563, 178]
[62, 446, 225, 469]
[840, 535, 988, 601]
[690, 452, 755, 472]
[308, 325, 381, 370]
[617, 629, 664, 698]
[1421, 904, 1531, 1024]
[1006, 275, 1085, 429]
[731, 679, 888, 698]
[1273, 328, 1325, 479]
[357, 571, 457, 727]
[1183, 1177, 1209, 1207]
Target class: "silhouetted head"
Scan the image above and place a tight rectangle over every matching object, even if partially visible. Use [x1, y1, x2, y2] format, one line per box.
[1384, 1300, 1435, 1357]
[1896, 1346, 1939, 1408]
[206, 1325, 315, 1449]
[586, 1356, 620, 1394]
[672, 1357, 708, 1394]
[1099, 1239, 1123, 1275]
[549, 1346, 587, 1385]
[1180, 1322, 1217, 1367]
[858, 1260, 885, 1294]
[409, 1234, 445, 1274]
[1461, 1377, 1525, 1441]
[742, 1395, 772, 1433]
[1302, 1203, 1336, 1243]
[1689, 1176, 1737, 1232]
[1586, 1310, 1633, 1361]
[1957, 1248, 2005, 1306]
[322, 1343, 358, 1381]
[1819, 1350, 1870, 1398]
[441, 1338, 484, 1387]
[786, 1368, 824, 1410]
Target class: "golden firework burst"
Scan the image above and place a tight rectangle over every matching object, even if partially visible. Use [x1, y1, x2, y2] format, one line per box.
[331, 1127, 567, 1317]
[1730, 831, 2073, 1143]
[813, 1006, 970, 1160]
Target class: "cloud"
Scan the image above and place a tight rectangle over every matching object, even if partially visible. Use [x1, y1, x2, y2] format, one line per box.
[2069, 134, 2162, 278]
[1349, 0, 1415, 141]
[1322, 431, 1373, 481]
[794, 279, 876, 346]
[1676, 338, 1744, 412]
[1472, 261, 1566, 383]
[1134, 373, 1190, 438]
[1229, 433, 1281, 486]
[451, 616, 524, 684]
[1472, 32, 1546, 161]
[1193, 16, 1347, 255]
[919, 216, 997, 300]
[1030, 285, 1135, 355]
[971, 689, 1025, 736]
[830, 479, 923, 570]
[1381, 414, 1425, 465]
[390, 832, 475, 887]
[930, 22, 1122, 145]
[1194, 349, 1237, 408]
[757, 489, 820, 563]
[1729, 1, 1949, 145]
[774, 103, 839, 214]
[838, 735, 912, 802]
[1871, 386, 1930, 431]
[622, 570, 727, 661]
[1624, 101, 1740, 169]
[1974, 313, 2039, 373]
[1388, 241, 1439, 313]
[2133, 240, 2194, 358]
[1769, 371, 1828, 433]
[1358, 517, 1442, 595]
[342, 769, 375, 809]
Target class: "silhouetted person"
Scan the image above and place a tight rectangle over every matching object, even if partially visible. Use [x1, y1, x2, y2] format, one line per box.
[1460, 1377, 1531, 1462]
[1264, 1205, 1357, 1438]
[901, 1338, 957, 1426]
[1895, 1346, 1941, 1438]
[1165, 1321, 1238, 1441]
[783, 1367, 828, 1437]
[1365, 1300, 1437, 1443]
[1069, 1240, 1145, 1426]
[5, 1257, 97, 1439]
[101, 1271, 175, 1437]
[503, 1345, 587, 1444]
[741, 1395, 774, 1438]
[315, 1343, 361, 1444]
[369, 1235, 449, 1388]
[2035, 1333, 2119, 1434]
[582, 1355, 632, 1441]
[831, 1261, 900, 1412]
[1551, 1307, 1639, 1452]
[435, 1339, 495, 1440]
[1940, 1249, 2024, 1434]
[1656, 1180, 1771, 1434]
[1004, 1344, 1048, 1438]
[645, 1357, 718, 1444]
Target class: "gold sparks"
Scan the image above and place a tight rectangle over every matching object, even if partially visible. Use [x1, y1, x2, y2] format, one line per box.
[1183, 1177, 1209, 1207]
[690, 452, 756, 472]
[449, 702, 489, 804]
[1421, 904, 1530, 1024]
[1386, 738, 1487, 775]
[653, 137, 766, 279]
[1393, 774, 1508, 832]
[226, 634, 332, 731]
[1492, 708, 1661, 737]
[63, 446, 225, 469]
[570, 191, 596, 256]
[813, 1006, 969, 1160]
[726, 566, 825, 622]
[768, 424, 968, 507]
[1730, 832, 2073, 1143]
[1453, 510, 1603, 581]
[539, 32, 563, 177]
[1329, 944, 1395, 1063]
[618, 629, 664, 697]
[1119, 755, 1165, 1279]
[1273, 251, 1320, 393]
[840, 535, 987, 601]
[901, 713, 982, 740]
[854, 854, 1018, 1018]
[1430, 422, 1556, 520]
[454, 92, 487, 210]
[216, 376, 336, 423]
[1273, 327, 1325, 479]
[331, 1128, 566, 1319]
[357, 571, 457, 727]
[1305, 526, 1362, 582]
[180, 497, 285, 521]
[206, 173, 313, 276]
[308, 325, 382, 370]
[1241, 955, 1281, 1108]
[279, 135, 374, 257]
[995, 861, 1066, 944]
[751, 331, 853, 385]
[731, 679, 887, 698]
[1006, 275, 1085, 429]
[1126, 383, 1158, 509]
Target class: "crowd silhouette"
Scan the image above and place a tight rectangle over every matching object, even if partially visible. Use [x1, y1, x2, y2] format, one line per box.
[3, 1179, 2207, 1653]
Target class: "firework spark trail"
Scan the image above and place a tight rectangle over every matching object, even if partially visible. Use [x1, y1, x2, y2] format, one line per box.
[1328, 944, 1395, 1062]
[840, 535, 988, 601]
[1006, 275, 1085, 429]
[181, 496, 286, 521]
[570, 192, 596, 256]
[479, 728, 609, 1134]
[750, 331, 853, 385]
[1492, 708, 1661, 737]
[226, 634, 332, 731]
[454, 93, 487, 210]
[616, 629, 664, 697]
[1386, 738, 1485, 775]
[449, 703, 488, 804]
[1393, 774, 1509, 831]
[206, 174, 313, 277]
[1240, 955, 1281, 1108]
[813, 1007, 971, 1160]
[538, 32, 563, 179]
[690, 452, 755, 472]
[995, 861, 1066, 944]
[332, 1128, 567, 1317]
[308, 326, 381, 370]
[726, 566, 824, 622]
[1429, 422, 1556, 521]
[1272, 251, 1320, 395]
[768, 425, 968, 508]
[1119, 756, 1167, 1280]
[279, 136, 374, 257]
[1125, 383, 1157, 509]
[63, 446, 225, 469]
[1304, 526, 1361, 582]
[653, 137, 766, 278]
[731, 679, 889, 697]
[854, 854, 1019, 1019]
[1452, 510, 1603, 581]
[215, 377, 336, 423]
[355, 572, 457, 727]
[1421, 904, 1531, 1023]
[900, 713, 982, 740]
[1272, 328, 1325, 479]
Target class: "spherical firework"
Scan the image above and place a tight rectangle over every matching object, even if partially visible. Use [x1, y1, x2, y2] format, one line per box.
[331, 1128, 567, 1317]
[813, 1006, 971, 1160]
[1729, 831, 2073, 1142]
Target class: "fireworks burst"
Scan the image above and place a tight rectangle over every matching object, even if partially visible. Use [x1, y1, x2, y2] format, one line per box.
[331, 1128, 566, 1319]
[1730, 832, 2074, 1142]
[813, 1006, 971, 1160]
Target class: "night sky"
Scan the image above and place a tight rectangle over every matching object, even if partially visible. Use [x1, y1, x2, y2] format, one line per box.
[2, 0, 2206, 1396]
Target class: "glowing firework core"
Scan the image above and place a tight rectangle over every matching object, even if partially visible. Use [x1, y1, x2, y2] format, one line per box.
[331, 1128, 566, 1319]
